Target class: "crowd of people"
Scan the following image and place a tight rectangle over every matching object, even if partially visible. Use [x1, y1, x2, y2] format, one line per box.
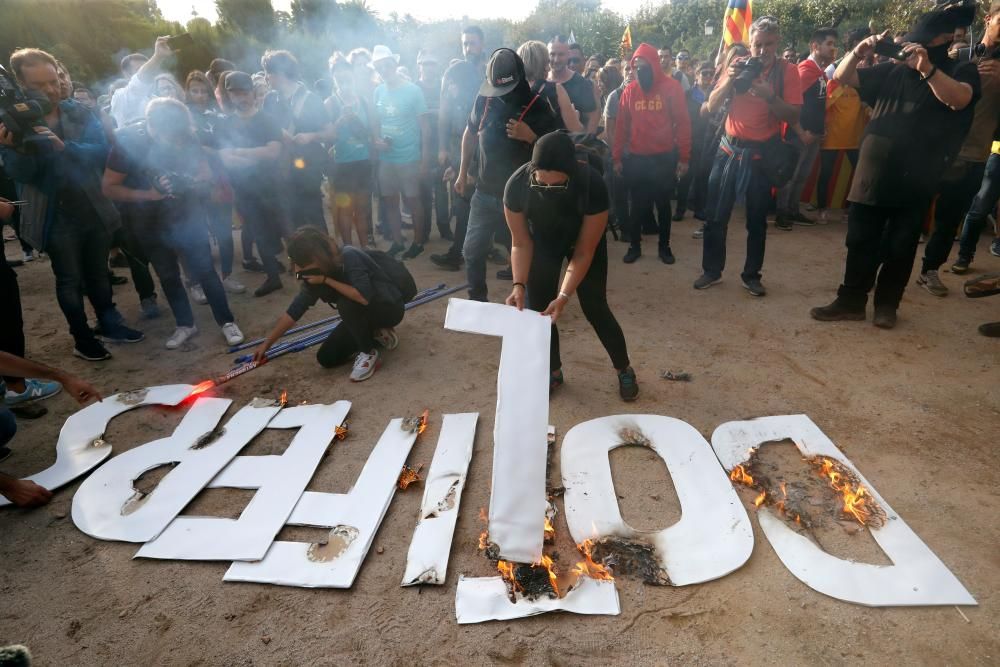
[1, 2, 999, 505]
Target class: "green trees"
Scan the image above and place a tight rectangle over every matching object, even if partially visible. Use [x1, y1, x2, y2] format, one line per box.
[0, 0, 971, 91]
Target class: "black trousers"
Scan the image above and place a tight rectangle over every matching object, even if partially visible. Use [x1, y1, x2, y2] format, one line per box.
[624, 152, 677, 250]
[837, 201, 925, 310]
[316, 298, 404, 368]
[116, 210, 157, 301]
[234, 187, 285, 280]
[922, 160, 986, 273]
[526, 236, 630, 373]
[443, 190, 471, 259]
[1, 254, 25, 385]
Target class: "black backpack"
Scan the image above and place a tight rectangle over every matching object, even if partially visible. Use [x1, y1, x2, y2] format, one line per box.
[364, 249, 418, 302]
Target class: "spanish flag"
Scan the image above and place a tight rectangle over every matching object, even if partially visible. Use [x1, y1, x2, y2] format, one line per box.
[723, 0, 752, 47]
[620, 25, 633, 58]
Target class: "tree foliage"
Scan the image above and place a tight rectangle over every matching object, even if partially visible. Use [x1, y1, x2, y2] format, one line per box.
[0, 0, 981, 94]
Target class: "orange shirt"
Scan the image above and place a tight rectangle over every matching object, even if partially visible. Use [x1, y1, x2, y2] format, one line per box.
[724, 60, 803, 142]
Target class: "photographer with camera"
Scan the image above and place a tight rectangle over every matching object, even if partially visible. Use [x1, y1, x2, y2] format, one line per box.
[1, 48, 144, 361]
[102, 98, 245, 351]
[811, 1, 980, 329]
[918, 1, 1000, 295]
[695, 15, 803, 297]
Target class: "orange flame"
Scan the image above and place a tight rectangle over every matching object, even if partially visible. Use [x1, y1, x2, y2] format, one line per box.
[818, 458, 873, 525]
[478, 530, 490, 551]
[188, 380, 215, 398]
[536, 554, 559, 597]
[279, 390, 288, 406]
[417, 409, 429, 435]
[334, 424, 349, 441]
[572, 541, 615, 582]
[730, 464, 754, 486]
[543, 516, 555, 542]
[497, 560, 518, 591]
[753, 490, 767, 507]
[397, 464, 423, 490]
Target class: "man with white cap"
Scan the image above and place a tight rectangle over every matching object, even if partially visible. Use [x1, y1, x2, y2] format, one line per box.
[371, 45, 432, 260]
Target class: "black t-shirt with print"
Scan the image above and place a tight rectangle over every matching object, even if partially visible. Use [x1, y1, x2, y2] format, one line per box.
[849, 60, 980, 208]
[262, 86, 330, 179]
[503, 162, 608, 256]
[468, 94, 559, 197]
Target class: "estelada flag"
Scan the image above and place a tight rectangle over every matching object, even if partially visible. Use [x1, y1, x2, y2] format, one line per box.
[620, 25, 632, 58]
[723, 0, 752, 47]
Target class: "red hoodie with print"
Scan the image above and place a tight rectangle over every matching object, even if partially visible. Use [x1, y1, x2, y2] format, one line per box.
[612, 42, 692, 164]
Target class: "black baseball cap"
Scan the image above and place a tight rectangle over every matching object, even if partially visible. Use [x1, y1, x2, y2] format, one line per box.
[224, 71, 254, 92]
[479, 48, 525, 97]
[904, 0, 977, 45]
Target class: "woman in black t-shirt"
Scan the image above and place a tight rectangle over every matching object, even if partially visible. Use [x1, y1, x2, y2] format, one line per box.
[252, 228, 404, 382]
[503, 132, 637, 401]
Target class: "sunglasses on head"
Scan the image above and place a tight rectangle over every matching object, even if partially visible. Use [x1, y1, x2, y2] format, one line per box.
[295, 267, 324, 281]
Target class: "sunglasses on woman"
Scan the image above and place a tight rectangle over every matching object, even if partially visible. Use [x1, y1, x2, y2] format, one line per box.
[529, 173, 571, 192]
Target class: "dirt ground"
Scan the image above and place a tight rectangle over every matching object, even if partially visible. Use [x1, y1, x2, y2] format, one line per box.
[1, 213, 998, 666]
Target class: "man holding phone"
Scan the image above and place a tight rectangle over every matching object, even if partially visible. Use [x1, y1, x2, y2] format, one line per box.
[811, 0, 980, 329]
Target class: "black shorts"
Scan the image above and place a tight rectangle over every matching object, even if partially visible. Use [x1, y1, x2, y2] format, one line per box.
[333, 160, 373, 194]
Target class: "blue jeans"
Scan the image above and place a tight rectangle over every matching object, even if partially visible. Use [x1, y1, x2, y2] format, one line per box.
[45, 213, 125, 343]
[958, 152, 1000, 262]
[462, 191, 505, 301]
[0, 405, 15, 449]
[141, 204, 235, 328]
[701, 143, 772, 281]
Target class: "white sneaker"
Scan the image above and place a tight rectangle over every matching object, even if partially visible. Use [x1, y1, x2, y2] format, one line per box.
[350, 349, 381, 382]
[22, 251, 34, 262]
[190, 284, 208, 305]
[221, 322, 244, 346]
[374, 327, 399, 350]
[222, 275, 246, 294]
[165, 326, 198, 350]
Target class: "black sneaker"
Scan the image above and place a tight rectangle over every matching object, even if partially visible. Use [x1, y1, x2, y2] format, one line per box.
[692, 224, 705, 239]
[496, 266, 513, 280]
[810, 300, 865, 322]
[742, 278, 767, 297]
[253, 276, 283, 297]
[97, 323, 144, 344]
[74, 337, 112, 361]
[791, 212, 816, 226]
[775, 215, 793, 231]
[671, 210, 685, 222]
[693, 273, 722, 290]
[430, 253, 462, 271]
[438, 227, 454, 242]
[242, 258, 265, 273]
[991, 238, 1000, 257]
[950, 257, 971, 274]
[658, 247, 676, 265]
[0, 446, 11, 463]
[402, 242, 425, 259]
[387, 241, 406, 259]
[873, 306, 897, 329]
[617, 366, 639, 402]
[623, 246, 641, 264]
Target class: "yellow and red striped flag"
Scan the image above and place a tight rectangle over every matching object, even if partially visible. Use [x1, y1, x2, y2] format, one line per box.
[620, 25, 633, 58]
[722, 0, 753, 47]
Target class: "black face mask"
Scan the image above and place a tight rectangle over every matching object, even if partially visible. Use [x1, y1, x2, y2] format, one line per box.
[500, 80, 531, 108]
[636, 65, 654, 91]
[926, 42, 952, 66]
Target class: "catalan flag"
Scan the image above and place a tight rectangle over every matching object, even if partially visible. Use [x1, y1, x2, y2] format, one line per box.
[620, 25, 633, 59]
[722, 0, 753, 47]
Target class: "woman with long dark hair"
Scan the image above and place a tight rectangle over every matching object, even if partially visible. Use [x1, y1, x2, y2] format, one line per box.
[252, 228, 404, 381]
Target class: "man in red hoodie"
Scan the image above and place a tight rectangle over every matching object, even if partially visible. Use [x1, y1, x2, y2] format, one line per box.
[613, 42, 692, 265]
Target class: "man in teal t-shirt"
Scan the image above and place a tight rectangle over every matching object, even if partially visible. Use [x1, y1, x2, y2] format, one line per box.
[372, 45, 432, 259]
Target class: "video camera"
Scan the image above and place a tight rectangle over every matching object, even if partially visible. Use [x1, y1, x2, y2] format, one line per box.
[955, 42, 1000, 63]
[0, 64, 53, 150]
[732, 56, 764, 94]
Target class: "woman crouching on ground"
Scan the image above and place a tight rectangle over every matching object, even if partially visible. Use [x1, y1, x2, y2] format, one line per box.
[252, 228, 403, 381]
[504, 131, 638, 400]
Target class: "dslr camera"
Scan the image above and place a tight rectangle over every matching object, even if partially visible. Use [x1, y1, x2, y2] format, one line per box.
[0, 64, 53, 150]
[954, 42, 1000, 63]
[732, 56, 764, 94]
[150, 170, 206, 198]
